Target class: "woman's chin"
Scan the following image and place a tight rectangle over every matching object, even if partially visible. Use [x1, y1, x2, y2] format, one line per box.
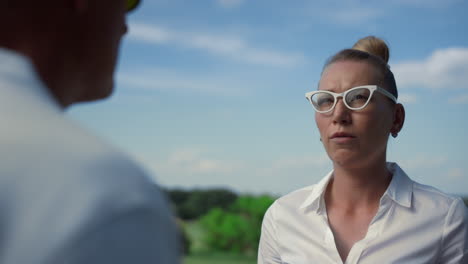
[329, 150, 364, 168]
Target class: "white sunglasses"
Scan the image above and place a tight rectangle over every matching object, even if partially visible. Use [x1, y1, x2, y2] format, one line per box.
[305, 85, 397, 113]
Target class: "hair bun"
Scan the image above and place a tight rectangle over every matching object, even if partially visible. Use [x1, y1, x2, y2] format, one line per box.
[352, 36, 390, 64]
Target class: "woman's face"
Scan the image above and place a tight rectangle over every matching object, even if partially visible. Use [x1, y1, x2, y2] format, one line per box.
[316, 60, 396, 168]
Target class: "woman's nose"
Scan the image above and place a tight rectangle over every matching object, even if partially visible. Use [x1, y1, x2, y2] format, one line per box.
[332, 98, 352, 125]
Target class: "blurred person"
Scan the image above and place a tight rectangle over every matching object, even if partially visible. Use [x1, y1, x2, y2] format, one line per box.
[0, 0, 179, 263]
[258, 36, 468, 263]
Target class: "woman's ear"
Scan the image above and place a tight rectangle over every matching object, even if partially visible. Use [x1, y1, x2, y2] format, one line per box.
[391, 103, 405, 136]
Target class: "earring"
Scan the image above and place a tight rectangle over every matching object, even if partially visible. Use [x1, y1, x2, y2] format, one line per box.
[320, 138, 322, 142]
[391, 132, 398, 138]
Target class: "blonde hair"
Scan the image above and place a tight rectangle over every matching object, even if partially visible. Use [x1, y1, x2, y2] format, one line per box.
[352, 36, 389, 63]
[323, 36, 398, 99]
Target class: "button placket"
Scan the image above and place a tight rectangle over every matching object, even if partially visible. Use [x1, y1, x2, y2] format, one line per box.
[346, 198, 392, 264]
[348, 199, 390, 263]
[321, 209, 344, 263]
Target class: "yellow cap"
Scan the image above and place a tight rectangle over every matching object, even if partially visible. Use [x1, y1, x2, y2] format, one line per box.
[126, 0, 140, 12]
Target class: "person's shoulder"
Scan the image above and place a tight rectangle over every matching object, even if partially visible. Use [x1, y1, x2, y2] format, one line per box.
[390, 163, 464, 213]
[412, 180, 466, 213]
[61, 138, 166, 214]
[412, 180, 459, 202]
[267, 184, 317, 213]
[277, 185, 316, 204]
[17, 109, 167, 213]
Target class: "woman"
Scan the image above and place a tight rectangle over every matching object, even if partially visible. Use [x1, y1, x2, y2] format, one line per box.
[258, 36, 467, 264]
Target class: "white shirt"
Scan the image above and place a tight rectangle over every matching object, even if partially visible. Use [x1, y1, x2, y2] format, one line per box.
[0, 48, 180, 263]
[258, 162, 468, 264]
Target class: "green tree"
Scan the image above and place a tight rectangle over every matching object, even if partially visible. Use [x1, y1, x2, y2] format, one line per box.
[164, 188, 238, 220]
[231, 195, 275, 247]
[200, 195, 275, 255]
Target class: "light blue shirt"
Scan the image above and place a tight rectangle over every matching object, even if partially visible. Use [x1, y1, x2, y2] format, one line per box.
[259, 162, 468, 264]
[0, 48, 180, 264]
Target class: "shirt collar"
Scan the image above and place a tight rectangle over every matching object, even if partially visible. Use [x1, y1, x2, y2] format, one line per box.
[383, 162, 413, 208]
[299, 169, 333, 214]
[299, 162, 413, 213]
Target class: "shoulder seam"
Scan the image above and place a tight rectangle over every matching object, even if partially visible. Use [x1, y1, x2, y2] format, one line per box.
[412, 183, 457, 200]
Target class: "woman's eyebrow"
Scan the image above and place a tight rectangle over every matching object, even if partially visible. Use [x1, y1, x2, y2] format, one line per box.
[318, 87, 337, 92]
[317, 85, 336, 92]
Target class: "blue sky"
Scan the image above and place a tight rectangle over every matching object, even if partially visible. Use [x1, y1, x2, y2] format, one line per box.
[69, 0, 468, 196]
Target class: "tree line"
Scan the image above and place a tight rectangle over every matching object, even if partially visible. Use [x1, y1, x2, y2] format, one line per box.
[162, 188, 275, 255]
[163, 188, 239, 220]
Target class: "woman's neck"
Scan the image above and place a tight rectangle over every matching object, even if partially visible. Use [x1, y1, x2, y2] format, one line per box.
[326, 159, 392, 212]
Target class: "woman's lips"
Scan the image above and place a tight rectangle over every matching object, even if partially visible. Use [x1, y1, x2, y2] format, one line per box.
[330, 132, 356, 143]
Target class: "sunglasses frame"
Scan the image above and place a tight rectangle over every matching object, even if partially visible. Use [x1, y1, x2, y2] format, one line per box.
[126, 0, 141, 12]
[305, 85, 397, 113]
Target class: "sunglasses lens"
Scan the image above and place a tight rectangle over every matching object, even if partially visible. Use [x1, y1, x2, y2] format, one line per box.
[345, 88, 371, 109]
[311, 92, 335, 112]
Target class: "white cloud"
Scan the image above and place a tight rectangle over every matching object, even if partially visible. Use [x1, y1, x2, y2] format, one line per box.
[255, 154, 330, 181]
[129, 23, 172, 44]
[189, 34, 245, 54]
[166, 149, 243, 174]
[270, 154, 329, 171]
[447, 168, 464, 180]
[304, 0, 461, 29]
[448, 94, 468, 104]
[398, 93, 418, 104]
[253, 154, 332, 194]
[130, 148, 248, 190]
[128, 22, 305, 67]
[391, 0, 461, 8]
[304, 1, 384, 28]
[393, 47, 468, 90]
[130, 149, 332, 195]
[327, 7, 381, 25]
[135, 148, 244, 176]
[117, 67, 248, 96]
[216, 0, 244, 8]
[396, 154, 448, 170]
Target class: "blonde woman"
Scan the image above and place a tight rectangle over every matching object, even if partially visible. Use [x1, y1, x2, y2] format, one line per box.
[258, 36, 467, 264]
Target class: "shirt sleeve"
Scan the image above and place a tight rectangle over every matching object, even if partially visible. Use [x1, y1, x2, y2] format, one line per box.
[60, 207, 181, 264]
[439, 197, 468, 264]
[258, 203, 282, 264]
